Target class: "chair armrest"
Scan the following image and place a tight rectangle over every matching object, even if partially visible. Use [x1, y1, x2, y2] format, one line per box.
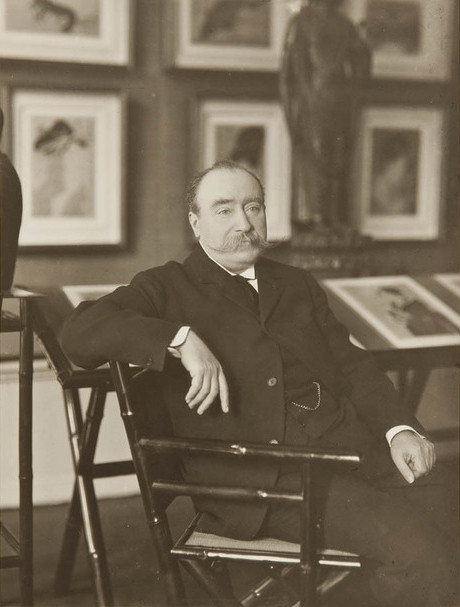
[138, 437, 360, 467]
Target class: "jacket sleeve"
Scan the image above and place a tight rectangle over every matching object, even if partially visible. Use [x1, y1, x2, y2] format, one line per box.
[61, 271, 182, 371]
[304, 272, 425, 438]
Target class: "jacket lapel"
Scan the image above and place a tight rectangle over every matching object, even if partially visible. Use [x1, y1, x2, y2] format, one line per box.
[184, 246, 336, 389]
[256, 259, 284, 325]
[184, 245, 259, 317]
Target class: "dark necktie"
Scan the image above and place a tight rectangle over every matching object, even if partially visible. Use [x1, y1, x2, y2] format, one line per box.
[233, 274, 259, 315]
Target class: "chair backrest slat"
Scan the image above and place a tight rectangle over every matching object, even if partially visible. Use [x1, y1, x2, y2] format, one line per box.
[110, 362, 181, 493]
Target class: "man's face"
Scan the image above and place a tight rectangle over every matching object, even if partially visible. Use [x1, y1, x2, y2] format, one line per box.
[189, 168, 267, 273]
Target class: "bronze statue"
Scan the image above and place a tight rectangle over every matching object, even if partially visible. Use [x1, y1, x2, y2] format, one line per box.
[280, 0, 371, 229]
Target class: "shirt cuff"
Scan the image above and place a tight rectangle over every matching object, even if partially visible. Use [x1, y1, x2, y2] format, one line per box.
[168, 326, 191, 358]
[386, 425, 425, 446]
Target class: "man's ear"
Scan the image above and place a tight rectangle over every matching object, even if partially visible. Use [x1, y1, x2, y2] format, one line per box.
[188, 211, 200, 238]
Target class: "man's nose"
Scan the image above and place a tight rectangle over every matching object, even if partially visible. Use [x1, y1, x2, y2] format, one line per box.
[234, 208, 252, 232]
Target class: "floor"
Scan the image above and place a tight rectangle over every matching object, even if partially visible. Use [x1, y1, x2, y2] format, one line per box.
[0, 495, 374, 607]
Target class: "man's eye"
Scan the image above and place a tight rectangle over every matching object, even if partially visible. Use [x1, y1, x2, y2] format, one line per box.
[217, 208, 231, 215]
[247, 205, 262, 213]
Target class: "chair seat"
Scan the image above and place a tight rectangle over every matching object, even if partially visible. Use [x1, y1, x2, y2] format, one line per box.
[173, 514, 360, 568]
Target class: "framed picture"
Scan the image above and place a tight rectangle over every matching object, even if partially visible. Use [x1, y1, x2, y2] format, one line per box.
[62, 284, 122, 307]
[434, 274, 460, 298]
[341, 0, 454, 80]
[196, 99, 291, 241]
[0, 0, 131, 65]
[323, 275, 460, 349]
[7, 88, 125, 249]
[352, 106, 444, 241]
[165, 0, 290, 71]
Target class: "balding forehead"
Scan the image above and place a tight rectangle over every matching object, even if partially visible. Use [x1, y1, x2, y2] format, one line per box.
[198, 167, 262, 195]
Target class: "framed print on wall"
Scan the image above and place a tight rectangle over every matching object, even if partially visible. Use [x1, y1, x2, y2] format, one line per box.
[352, 106, 445, 241]
[196, 99, 291, 241]
[0, 0, 131, 65]
[341, 0, 454, 80]
[165, 0, 290, 71]
[8, 88, 125, 249]
[323, 275, 460, 349]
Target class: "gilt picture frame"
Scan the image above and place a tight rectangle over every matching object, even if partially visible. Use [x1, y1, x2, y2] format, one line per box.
[323, 275, 460, 349]
[165, 0, 290, 71]
[196, 98, 291, 241]
[342, 0, 454, 80]
[0, 0, 131, 65]
[352, 106, 445, 241]
[8, 88, 126, 249]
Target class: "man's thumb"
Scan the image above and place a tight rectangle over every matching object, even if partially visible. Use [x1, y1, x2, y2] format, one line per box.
[393, 453, 415, 484]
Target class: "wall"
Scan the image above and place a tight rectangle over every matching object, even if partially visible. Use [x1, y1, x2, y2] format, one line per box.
[1, 0, 458, 288]
[0, 1, 458, 508]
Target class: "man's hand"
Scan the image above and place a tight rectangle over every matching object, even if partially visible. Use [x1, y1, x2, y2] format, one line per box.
[176, 329, 229, 415]
[390, 430, 435, 484]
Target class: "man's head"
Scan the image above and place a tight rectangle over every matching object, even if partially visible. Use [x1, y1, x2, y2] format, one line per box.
[187, 160, 269, 273]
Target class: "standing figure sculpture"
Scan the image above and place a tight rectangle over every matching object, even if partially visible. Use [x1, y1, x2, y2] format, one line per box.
[280, 0, 371, 228]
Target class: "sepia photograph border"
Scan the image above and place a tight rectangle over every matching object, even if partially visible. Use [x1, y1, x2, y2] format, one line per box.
[352, 105, 445, 241]
[196, 98, 291, 241]
[342, 0, 454, 80]
[165, 0, 290, 71]
[0, 0, 132, 65]
[323, 275, 460, 349]
[6, 87, 126, 250]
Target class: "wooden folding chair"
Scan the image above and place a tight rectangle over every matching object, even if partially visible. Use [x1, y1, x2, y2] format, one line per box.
[110, 360, 361, 607]
[30, 293, 135, 607]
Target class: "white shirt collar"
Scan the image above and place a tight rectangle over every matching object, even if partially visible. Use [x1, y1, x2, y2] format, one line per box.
[199, 241, 256, 280]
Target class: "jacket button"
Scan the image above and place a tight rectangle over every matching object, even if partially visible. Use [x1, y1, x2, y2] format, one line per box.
[269, 439, 279, 445]
[267, 377, 277, 387]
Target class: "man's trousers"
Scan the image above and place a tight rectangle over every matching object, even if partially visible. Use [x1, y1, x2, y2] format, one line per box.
[259, 444, 459, 607]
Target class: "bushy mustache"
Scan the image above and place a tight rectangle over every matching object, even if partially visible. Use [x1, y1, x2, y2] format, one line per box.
[216, 230, 275, 253]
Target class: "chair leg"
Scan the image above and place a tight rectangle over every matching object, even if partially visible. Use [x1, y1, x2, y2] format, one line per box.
[54, 483, 82, 596]
[19, 299, 34, 606]
[54, 387, 114, 607]
[240, 566, 298, 607]
[181, 559, 239, 606]
[150, 518, 187, 607]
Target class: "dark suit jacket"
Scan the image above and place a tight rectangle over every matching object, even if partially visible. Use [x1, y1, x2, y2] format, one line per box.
[61, 245, 423, 538]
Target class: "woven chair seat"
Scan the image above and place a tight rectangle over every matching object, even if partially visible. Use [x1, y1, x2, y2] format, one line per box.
[187, 531, 357, 559]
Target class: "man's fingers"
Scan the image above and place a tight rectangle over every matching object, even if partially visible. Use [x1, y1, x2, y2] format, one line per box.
[425, 440, 436, 470]
[218, 370, 230, 413]
[196, 377, 219, 415]
[408, 457, 428, 480]
[188, 374, 211, 409]
[409, 443, 433, 479]
[393, 452, 415, 484]
[430, 445, 436, 469]
[179, 331, 228, 415]
[390, 432, 437, 484]
[185, 373, 203, 404]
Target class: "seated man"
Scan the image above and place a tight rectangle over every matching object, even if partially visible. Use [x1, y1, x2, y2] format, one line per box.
[62, 160, 458, 607]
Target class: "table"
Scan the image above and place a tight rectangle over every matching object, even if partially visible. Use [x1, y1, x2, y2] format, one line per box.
[321, 275, 460, 440]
